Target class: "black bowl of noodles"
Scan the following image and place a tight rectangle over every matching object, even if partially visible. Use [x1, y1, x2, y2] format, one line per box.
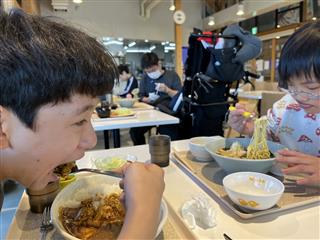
[205, 138, 286, 173]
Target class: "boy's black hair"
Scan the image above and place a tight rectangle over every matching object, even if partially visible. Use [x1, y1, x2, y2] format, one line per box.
[141, 52, 159, 70]
[118, 64, 130, 74]
[278, 20, 320, 88]
[0, 9, 117, 129]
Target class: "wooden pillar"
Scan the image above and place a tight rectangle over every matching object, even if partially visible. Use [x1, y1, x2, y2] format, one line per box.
[1, 0, 20, 12]
[270, 38, 277, 82]
[174, 0, 183, 81]
[21, 0, 40, 15]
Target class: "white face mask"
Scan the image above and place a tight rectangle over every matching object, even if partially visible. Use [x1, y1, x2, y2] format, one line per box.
[147, 70, 162, 79]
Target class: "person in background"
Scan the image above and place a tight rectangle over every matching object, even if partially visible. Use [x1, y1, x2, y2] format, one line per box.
[117, 64, 138, 98]
[0, 9, 164, 239]
[130, 52, 182, 145]
[228, 21, 320, 186]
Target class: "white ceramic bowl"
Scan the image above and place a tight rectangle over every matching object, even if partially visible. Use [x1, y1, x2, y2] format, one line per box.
[205, 138, 285, 173]
[189, 137, 218, 161]
[51, 174, 168, 239]
[118, 98, 136, 108]
[223, 172, 284, 211]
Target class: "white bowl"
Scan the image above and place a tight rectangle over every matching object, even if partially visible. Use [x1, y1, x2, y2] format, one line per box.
[118, 98, 136, 108]
[189, 137, 218, 162]
[51, 174, 168, 239]
[205, 138, 285, 173]
[223, 172, 284, 211]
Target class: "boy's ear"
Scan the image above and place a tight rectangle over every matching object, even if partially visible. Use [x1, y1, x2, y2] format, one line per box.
[0, 106, 11, 149]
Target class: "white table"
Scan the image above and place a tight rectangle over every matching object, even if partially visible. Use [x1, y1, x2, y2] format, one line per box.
[237, 90, 281, 100]
[6, 140, 320, 239]
[92, 109, 179, 148]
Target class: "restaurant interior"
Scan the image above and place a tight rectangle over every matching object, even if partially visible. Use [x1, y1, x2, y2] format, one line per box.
[1, 0, 319, 239]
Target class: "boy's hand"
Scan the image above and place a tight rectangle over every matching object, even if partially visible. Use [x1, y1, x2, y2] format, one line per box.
[227, 103, 254, 135]
[276, 149, 320, 186]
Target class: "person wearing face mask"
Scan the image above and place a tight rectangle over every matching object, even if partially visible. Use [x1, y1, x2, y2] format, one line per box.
[117, 64, 138, 98]
[139, 52, 182, 103]
[130, 52, 182, 145]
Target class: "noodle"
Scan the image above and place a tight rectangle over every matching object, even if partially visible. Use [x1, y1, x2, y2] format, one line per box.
[246, 116, 270, 159]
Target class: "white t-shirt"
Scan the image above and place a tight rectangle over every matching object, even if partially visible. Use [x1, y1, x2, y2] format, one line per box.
[267, 94, 320, 157]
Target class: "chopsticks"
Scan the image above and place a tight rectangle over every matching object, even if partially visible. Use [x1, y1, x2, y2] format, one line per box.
[223, 233, 233, 240]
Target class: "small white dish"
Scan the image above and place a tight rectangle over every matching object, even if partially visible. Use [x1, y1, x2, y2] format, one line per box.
[189, 136, 218, 162]
[223, 172, 284, 211]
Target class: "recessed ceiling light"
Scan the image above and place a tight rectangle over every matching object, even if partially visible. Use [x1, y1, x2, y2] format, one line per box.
[73, 0, 82, 4]
[128, 41, 136, 47]
[236, 3, 244, 16]
[208, 16, 215, 26]
[169, 0, 175, 11]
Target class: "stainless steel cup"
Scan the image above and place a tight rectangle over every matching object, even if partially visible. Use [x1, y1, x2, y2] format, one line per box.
[149, 135, 171, 167]
[26, 180, 60, 213]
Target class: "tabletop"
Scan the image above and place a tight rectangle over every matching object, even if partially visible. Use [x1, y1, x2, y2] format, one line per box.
[6, 139, 320, 239]
[92, 109, 179, 131]
[237, 90, 281, 100]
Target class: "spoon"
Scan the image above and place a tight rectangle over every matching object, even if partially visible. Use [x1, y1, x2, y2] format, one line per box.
[75, 168, 122, 178]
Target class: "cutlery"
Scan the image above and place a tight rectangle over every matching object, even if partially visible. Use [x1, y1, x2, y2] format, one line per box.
[75, 168, 123, 178]
[40, 206, 53, 240]
[223, 233, 233, 240]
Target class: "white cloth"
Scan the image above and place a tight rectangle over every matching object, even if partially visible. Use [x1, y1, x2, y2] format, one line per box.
[267, 94, 320, 157]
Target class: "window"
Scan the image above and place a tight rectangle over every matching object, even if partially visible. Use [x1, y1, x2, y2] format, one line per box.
[257, 11, 276, 32]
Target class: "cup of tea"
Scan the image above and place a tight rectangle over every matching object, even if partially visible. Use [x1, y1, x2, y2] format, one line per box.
[26, 180, 60, 213]
[149, 135, 171, 167]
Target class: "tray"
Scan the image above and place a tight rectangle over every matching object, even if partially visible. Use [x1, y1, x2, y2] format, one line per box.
[172, 150, 320, 219]
[92, 112, 136, 121]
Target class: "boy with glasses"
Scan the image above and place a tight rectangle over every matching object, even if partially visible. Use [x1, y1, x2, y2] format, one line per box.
[228, 21, 320, 186]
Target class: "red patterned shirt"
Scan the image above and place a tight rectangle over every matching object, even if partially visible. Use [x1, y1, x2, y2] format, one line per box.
[267, 94, 320, 157]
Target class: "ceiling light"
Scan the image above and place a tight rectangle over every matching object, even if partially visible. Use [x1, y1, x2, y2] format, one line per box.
[164, 49, 169, 53]
[124, 46, 128, 50]
[102, 37, 111, 41]
[128, 41, 136, 47]
[208, 16, 215, 26]
[117, 37, 123, 41]
[164, 46, 175, 51]
[103, 40, 123, 46]
[276, 24, 280, 28]
[144, 39, 149, 43]
[161, 42, 166, 45]
[73, 0, 83, 4]
[275, 36, 280, 39]
[126, 49, 151, 53]
[169, 42, 176, 47]
[312, 17, 317, 21]
[150, 45, 156, 51]
[165, 41, 169, 44]
[236, 3, 244, 16]
[169, 0, 175, 11]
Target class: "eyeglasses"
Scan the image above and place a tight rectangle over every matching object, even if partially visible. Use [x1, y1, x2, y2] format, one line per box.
[285, 88, 320, 100]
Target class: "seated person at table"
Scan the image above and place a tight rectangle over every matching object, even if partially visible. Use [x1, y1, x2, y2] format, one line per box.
[117, 64, 138, 98]
[130, 52, 182, 145]
[228, 21, 320, 186]
[0, 9, 165, 239]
